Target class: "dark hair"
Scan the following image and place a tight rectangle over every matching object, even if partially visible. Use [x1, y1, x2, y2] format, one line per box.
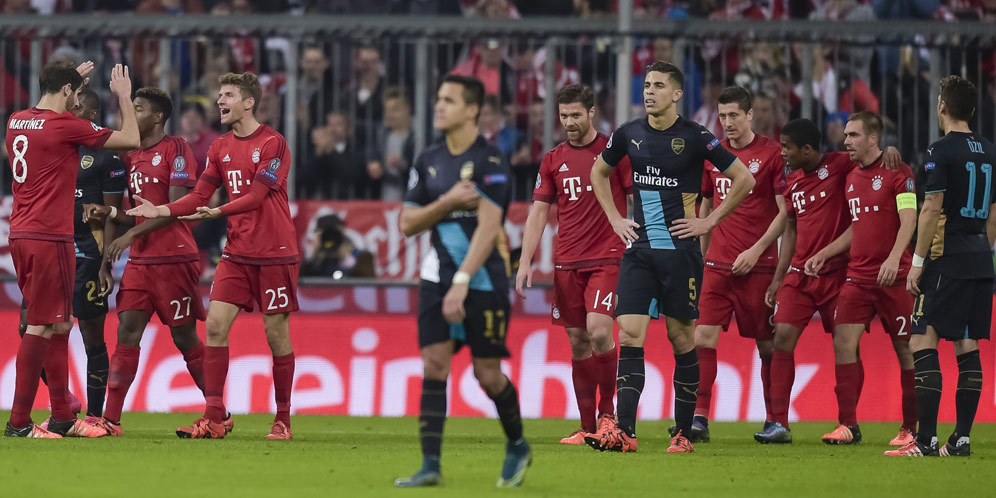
[782, 118, 822, 151]
[39, 59, 84, 95]
[939, 75, 977, 122]
[218, 72, 262, 113]
[482, 94, 501, 112]
[442, 74, 485, 119]
[78, 88, 100, 112]
[180, 102, 207, 120]
[556, 83, 595, 110]
[718, 86, 752, 112]
[846, 111, 884, 139]
[383, 86, 409, 106]
[644, 60, 684, 89]
[135, 87, 174, 124]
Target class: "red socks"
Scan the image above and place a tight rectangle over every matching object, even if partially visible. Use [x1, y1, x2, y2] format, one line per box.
[900, 368, 917, 431]
[695, 347, 717, 418]
[43, 334, 72, 421]
[9, 334, 49, 428]
[834, 361, 862, 427]
[770, 351, 795, 428]
[182, 341, 206, 393]
[571, 356, 598, 432]
[204, 346, 230, 424]
[592, 346, 617, 417]
[104, 344, 141, 424]
[760, 353, 773, 422]
[272, 353, 295, 427]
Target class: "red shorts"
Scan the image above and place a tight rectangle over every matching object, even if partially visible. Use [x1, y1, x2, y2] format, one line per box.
[210, 259, 300, 313]
[117, 261, 205, 326]
[698, 266, 775, 340]
[774, 268, 846, 334]
[552, 264, 619, 327]
[834, 279, 913, 339]
[11, 239, 74, 325]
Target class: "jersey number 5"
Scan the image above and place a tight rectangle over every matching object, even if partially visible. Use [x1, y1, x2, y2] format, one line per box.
[961, 162, 993, 219]
[11, 135, 28, 183]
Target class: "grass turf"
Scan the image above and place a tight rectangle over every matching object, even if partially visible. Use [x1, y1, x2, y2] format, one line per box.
[1, 411, 993, 497]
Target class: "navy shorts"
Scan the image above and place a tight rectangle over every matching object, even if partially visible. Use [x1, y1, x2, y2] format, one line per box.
[417, 281, 511, 358]
[614, 248, 703, 321]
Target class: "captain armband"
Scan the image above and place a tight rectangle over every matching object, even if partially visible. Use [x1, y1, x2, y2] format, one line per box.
[896, 192, 917, 211]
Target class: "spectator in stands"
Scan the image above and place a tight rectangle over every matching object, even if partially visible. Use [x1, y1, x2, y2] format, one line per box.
[303, 112, 372, 199]
[793, 43, 838, 117]
[480, 94, 520, 157]
[342, 45, 384, 158]
[872, 0, 941, 19]
[751, 92, 783, 140]
[179, 102, 221, 177]
[300, 214, 376, 279]
[389, 0, 462, 14]
[368, 86, 415, 202]
[135, 0, 205, 14]
[691, 76, 724, 137]
[634, 0, 692, 19]
[297, 43, 334, 133]
[514, 0, 574, 15]
[824, 110, 849, 152]
[810, 0, 876, 83]
[2, 0, 34, 13]
[466, 0, 520, 17]
[510, 99, 549, 200]
[451, 38, 516, 106]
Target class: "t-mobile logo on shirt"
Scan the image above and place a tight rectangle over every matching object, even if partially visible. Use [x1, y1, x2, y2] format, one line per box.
[228, 169, 245, 194]
[562, 176, 587, 201]
[791, 191, 807, 214]
[715, 177, 732, 200]
[848, 197, 861, 221]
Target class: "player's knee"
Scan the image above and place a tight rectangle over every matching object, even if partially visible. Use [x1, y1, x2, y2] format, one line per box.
[204, 317, 230, 342]
[79, 323, 107, 350]
[566, 329, 592, 356]
[422, 355, 450, 380]
[755, 340, 774, 357]
[472, 365, 504, 393]
[170, 325, 199, 349]
[832, 334, 856, 358]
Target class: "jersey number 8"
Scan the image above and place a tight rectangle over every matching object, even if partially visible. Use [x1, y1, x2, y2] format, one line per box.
[11, 135, 28, 183]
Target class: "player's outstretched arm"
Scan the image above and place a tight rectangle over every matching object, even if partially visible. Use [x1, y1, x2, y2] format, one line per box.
[441, 198, 504, 324]
[515, 199, 551, 299]
[805, 226, 852, 277]
[107, 186, 191, 262]
[908, 192, 944, 295]
[400, 181, 478, 237]
[591, 156, 638, 244]
[733, 194, 788, 276]
[766, 216, 796, 308]
[102, 64, 140, 151]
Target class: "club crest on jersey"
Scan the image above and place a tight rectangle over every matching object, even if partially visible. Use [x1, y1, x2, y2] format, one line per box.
[407, 168, 419, 190]
[90, 122, 103, 132]
[671, 138, 685, 155]
[80, 155, 94, 169]
[552, 306, 560, 319]
[817, 167, 829, 180]
[872, 175, 883, 191]
[252, 148, 262, 163]
[906, 178, 915, 193]
[748, 159, 761, 174]
[152, 153, 162, 166]
[460, 161, 474, 181]
[268, 158, 281, 172]
[173, 156, 186, 171]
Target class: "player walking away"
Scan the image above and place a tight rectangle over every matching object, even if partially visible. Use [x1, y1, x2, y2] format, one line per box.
[887, 76, 996, 458]
[516, 83, 632, 444]
[586, 61, 755, 454]
[83, 88, 211, 437]
[394, 75, 531, 488]
[15, 88, 126, 425]
[758, 119, 901, 445]
[669, 86, 787, 443]
[127, 72, 299, 441]
[804, 112, 918, 446]
[4, 60, 140, 438]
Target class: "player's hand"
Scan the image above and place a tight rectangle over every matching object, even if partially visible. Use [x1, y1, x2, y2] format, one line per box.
[731, 247, 761, 276]
[442, 181, 479, 211]
[98, 263, 115, 297]
[178, 206, 222, 221]
[765, 278, 782, 308]
[907, 265, 923, 296]
[514, 263, 532, 300]
[610, 216, 640, 246]
[882, 146, 902, 171]
[126, 195, 168, 219]
[108, 64, 133, 98]
[83, 203, 110, 224]
[877, 256, 900, 287]
[442, 283, 469, 324]
[105, 232, 135, 263]
[75, 60, 95, 86]
[804, 252, 827, 277]
[669, 217, 715, 239]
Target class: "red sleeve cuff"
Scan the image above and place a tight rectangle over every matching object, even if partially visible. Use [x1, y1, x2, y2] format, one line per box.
[531, 193, 555, 203]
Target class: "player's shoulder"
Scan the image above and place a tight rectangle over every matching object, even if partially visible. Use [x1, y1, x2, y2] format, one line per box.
[472, 138, 506, 170]
[613, 118, 645, 136]
[754, 134, 782, 153]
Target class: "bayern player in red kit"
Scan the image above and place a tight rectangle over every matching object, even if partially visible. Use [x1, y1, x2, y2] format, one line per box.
[758, 118, 901, 444]
[804, 112, 917, 446]
[674, 87, 787, 442]
[516, 84, 632, 443]
[83, 88, 212, 436]
[4, 60, 140, 438]
[128, 72, 299, 440]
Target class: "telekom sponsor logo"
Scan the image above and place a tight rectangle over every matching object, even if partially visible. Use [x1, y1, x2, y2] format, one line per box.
[2, 312, 993, 423]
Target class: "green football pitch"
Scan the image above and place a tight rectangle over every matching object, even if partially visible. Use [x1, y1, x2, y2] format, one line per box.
[1, 411, 992, 497]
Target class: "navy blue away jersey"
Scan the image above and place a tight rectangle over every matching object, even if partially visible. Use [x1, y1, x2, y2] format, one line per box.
[74, 145, 126, 258]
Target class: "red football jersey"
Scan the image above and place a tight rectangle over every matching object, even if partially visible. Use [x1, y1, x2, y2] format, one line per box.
[125, 135, 199, 264]
[844, 157, 915, 284]
[702, 134, 785, 272]
[173, 124, 299, 265]
[532, 133, 632, 268]
[784, 151, 852, 273]
[5, 108, 112, 241]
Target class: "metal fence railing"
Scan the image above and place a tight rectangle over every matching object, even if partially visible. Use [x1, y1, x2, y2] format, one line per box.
[2, 15, 996, 201]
